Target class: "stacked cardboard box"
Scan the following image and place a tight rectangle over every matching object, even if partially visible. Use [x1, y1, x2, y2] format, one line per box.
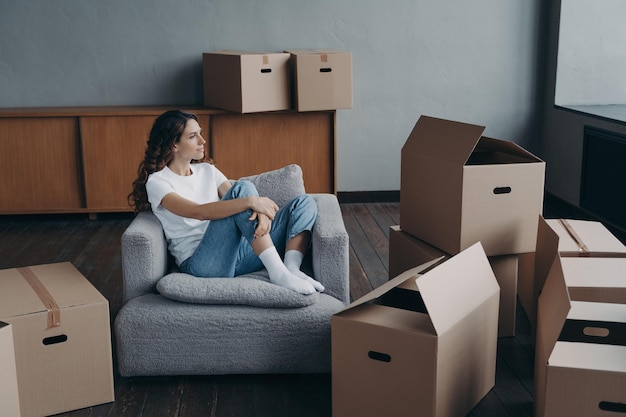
[533, 219, 626, 416]
[202, 49, 352, 113]
[519, 216, 626, 331]
[391, 115, 546, 337]
[0, 262, 115, 417]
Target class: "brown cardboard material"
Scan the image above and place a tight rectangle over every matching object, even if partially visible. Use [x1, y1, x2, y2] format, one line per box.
[389, 225, 517, 337]
[561, 257, 626, 303]
[534, 251, 626, 417]
[0, 263, 114, 417]
[400, 115, 545, 256]
[285, 49, 352, 111]
[333, 243, 499, 417]
[545, 218, 626, 257]
[0, 321, 21, 417]
[202, 51, 291, 113]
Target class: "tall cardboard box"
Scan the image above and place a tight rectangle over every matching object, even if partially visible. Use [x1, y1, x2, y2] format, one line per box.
[389, 225, 518, 337]
[534, 250, 626, 417]
[545, 218, 626, 257]
[285, 50, 352, 111]
[0, 321, 21, 417]
[202, 51, 291, 113]
[0, 263, 114, 417]
[400, 115, 545, 256]
[333, 243, 500, 417]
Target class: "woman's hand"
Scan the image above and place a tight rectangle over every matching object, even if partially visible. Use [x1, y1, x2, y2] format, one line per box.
[248, 196, 278, 220]
[253, 213, 272, 238]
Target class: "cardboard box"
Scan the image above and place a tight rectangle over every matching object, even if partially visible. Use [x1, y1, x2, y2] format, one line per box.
[546, 218, 626, 257]
[534, 250, 626, 417]
[389, 225, 517, 337]
[333, 243, 499, 417]
[0, 263, 114, 417]
[285, 49, 352, 111]
[388, 225, 449, 279]
[561, 256, 626, 303]
[0, 321, 21, 417]
[202, 51, 291, 113]
[400, 115, 545, 256]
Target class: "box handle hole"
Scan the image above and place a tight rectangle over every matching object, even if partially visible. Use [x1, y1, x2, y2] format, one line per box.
[583, 326, 610, 337]
[599, 401, 626, 413]
[320, 68, 332, 73]
[43, 334, 68, 345]
[493, 186, 512, 195]
[260, 68, 272, 74]
[368, 351, 391, 363]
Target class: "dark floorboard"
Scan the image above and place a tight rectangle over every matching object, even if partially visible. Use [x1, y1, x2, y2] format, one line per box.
[1, 197, 623, 417]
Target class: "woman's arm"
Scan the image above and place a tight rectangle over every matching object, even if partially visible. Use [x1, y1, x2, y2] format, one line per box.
[160, 180, 278, 221]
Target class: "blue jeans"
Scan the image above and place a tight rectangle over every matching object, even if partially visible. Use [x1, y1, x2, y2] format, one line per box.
[179, 180, 317, 278]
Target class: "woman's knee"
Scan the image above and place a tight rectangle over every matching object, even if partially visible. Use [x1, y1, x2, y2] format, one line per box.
[291, 194, 317, 223]
[226, 180, 258, 199]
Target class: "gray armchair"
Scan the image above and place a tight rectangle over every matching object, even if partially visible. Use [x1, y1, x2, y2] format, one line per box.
[113, 165, 350, 376]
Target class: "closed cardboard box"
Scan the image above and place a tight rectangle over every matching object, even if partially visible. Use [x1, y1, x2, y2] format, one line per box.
[546, 218, 626, 257]
[389, 225, 518, 337]
[561, 256, 626, 304]
[400, 115, 545, 256]
[333, 243, 499, 417]
[534, 251, 626, 417]
[285, 50, 352, 111]
[0, 321, 21, 417]
[0, 263, 114, 417]
[202, 51, 291, 113]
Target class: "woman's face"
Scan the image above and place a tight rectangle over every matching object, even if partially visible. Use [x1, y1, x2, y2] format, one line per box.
[173, 119, 205, 161]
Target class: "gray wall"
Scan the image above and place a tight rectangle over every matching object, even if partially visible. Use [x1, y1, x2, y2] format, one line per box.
[541, 0, 626, 206]
[0, 0, 544, 193]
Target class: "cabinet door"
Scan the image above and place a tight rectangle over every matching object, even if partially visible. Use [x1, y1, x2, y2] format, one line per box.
[0, 117, 83, 212]
[80, 115, 211, 211]
[209, 112, 335, 193]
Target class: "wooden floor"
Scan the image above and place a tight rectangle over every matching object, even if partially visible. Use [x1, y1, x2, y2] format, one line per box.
[0, 199, 620, 417]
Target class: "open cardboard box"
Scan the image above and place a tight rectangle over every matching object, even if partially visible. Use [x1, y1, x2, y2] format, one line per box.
[285, 49, 352, 111]
[534, 248, 626, 417]
[400, 115, 545, 256]
[332, 243, 500, 417]
[0, 321, 21, 417]
[0, 262, 114, 417]
[202, 51, 291, 113]
[545, 218, 626, 257]
[389, 225, 519, 337]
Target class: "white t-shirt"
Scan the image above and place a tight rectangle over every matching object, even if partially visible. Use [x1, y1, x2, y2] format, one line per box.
[145, 162, 228, 266]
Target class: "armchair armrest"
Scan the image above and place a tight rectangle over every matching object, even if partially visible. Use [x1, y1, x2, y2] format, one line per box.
[310, 194, 350, 304]
[121, 211, 169, 303]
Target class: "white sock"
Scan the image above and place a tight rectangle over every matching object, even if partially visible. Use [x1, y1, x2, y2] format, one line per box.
[284, 250, 325, 292]
[258, 247, 315, 295]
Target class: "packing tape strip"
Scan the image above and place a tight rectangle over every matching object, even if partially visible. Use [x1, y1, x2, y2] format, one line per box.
[262, 55, 269, 65]
[559, 219, 590, 256]
[17, 267, 61, 329]
[320, 53, 328, 63]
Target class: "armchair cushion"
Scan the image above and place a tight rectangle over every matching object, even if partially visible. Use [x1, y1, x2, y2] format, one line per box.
[156, 272, 319, 308]
[239, 163, 306, 207]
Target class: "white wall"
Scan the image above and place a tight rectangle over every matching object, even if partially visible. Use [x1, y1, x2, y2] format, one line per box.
[555, 0, 626, 105]
[0, 0, 543, 193]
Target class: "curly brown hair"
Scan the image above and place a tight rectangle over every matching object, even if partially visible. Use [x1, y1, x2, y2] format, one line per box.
[128, 110, 210, 212]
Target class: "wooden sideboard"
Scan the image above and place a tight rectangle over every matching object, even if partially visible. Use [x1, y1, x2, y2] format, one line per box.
[0, 106, 336, 215]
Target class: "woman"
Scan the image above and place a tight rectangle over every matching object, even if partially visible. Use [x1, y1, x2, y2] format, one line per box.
[128, 109, 323, 295]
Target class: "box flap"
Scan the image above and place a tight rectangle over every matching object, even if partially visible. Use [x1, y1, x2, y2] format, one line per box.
[340, 257, 444, 312]
[402, 115, 485, 166]
[415, 242, 499, 335]
[472, 137, 544, 164]
[284, 49, 347, 55]
[0, 262, 106, 320]
[536, 249, 571, 364]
